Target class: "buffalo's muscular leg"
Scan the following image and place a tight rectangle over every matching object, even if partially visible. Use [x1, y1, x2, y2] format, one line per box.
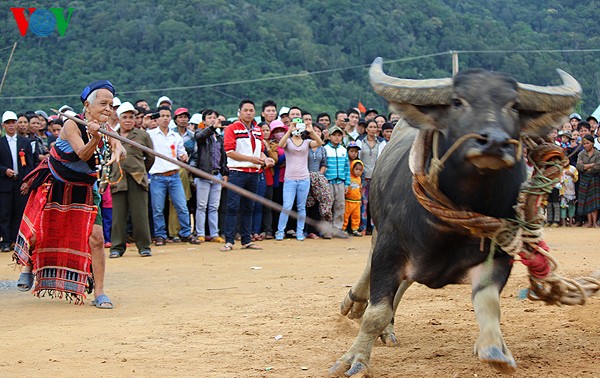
[340, 229, 379, 319]
[330, 239, 402, 377]
[470, 253, 516, 373]
[379, 280, 412, 346]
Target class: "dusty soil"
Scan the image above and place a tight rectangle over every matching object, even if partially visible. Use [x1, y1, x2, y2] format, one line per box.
[0, 227, 598, 377]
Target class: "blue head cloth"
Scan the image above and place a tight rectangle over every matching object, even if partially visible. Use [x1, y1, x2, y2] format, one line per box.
[80, 80, 115, 104]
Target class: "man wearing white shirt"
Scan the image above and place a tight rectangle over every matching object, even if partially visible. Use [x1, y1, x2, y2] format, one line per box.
[0, 111, 35, 252]
[147, 106, 199, 246]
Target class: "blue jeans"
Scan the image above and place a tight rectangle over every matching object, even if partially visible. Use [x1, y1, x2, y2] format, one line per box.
[277, 178, 310, 235]
[194, 175, 222, 238]
[150, 173, 191, 239]
[252, 172, 267, 234]
[225, 171, 258, 245]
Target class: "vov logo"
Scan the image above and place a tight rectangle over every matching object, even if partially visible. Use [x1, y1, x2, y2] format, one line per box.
[11, 7, 74, 37]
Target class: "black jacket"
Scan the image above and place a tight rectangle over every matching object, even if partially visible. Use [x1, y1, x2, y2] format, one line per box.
[193, 126, 228, 177]
[0, 135, 35, 192]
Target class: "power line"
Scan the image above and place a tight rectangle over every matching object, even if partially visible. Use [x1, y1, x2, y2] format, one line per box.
[1, 49, 598, 101]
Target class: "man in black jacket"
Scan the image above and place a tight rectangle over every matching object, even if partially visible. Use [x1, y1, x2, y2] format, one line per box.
[191, 109, 228, 243]
[0, 111, 35, 252]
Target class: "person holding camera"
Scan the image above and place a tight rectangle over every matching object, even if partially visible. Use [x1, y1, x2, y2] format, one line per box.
[191, 109, 228, 244]
[274, 113, 323, 241]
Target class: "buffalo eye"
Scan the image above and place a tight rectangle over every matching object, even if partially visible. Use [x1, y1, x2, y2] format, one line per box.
[451, 98, 463, 108]
[510, 101, 520, 113]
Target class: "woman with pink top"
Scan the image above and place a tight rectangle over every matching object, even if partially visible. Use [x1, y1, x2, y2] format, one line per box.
[275, 118, 323, 240]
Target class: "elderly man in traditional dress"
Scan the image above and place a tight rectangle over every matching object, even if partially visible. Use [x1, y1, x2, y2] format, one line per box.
[14, 80, 125, 309]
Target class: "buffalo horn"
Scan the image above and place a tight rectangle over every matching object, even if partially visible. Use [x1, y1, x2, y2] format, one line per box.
[517, 69, 582, 112]
[369, 57, 453, 105]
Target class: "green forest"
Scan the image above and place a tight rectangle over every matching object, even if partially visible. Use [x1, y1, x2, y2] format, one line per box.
[1, 0, 599, 117]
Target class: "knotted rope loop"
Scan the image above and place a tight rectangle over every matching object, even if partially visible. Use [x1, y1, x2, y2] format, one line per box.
[411, 130, 599, 305]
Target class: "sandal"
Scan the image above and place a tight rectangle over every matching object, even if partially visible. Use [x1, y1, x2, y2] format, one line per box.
[17, 272, 34, 292]
[220, 243, 234, 252]
[91, 294, 114, 309]
[241, 243, 262, 250]
[155, 237, 165, 246]
[109, 250, 122, 259]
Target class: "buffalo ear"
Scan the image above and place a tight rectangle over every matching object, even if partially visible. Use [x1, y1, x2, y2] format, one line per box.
[519, 110, 569, 137]
[391, 103, 449, 130]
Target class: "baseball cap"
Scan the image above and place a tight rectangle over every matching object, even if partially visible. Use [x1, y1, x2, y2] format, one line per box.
[156, 96, 172, 107]
[329, 125, 343, 135]
[381, 122, 395, 131]
[112, 97, 122, 107]
[278, 106, 290, 117]
[116, 101, 136, 117]
[35, 110, 49, 119]
[189, 113, 202, 125]
[365, 108, 378, 115]
[174, 107, 190, 118]
[59, 104, 74, 113]
[569, 112, 582, 121]
[347, 141, 361, 150]
[2, 111, 18, 123]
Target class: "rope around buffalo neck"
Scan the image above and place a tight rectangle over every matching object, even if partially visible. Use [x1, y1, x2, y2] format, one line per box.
[412, 130, 600, 305]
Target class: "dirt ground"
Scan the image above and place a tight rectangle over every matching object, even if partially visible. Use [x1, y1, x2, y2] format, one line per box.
[0, 227, 598, 377]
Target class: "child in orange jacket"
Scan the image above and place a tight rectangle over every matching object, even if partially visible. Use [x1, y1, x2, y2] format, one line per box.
[343, 159, 364, 237]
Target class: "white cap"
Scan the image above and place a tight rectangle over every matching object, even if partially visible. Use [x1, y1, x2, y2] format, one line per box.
[189, 113, 202, 125]
[156, 96, 172, 107]
[112, 97, 122, 107]
[278, 106, 290, 117]
[2, 111, 18, 123]
[61, 110, 77, 122]
[59, 104, 73, 113]
[116, 101, 136, 117]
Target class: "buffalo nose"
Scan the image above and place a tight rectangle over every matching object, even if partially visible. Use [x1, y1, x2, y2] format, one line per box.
[476, 130, 512, 152]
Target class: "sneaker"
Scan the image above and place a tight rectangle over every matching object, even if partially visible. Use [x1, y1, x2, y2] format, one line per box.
[210, 236, 225, 243]
[275, 231, 284, 241]
[352, 230, 363, 237]
[296, 233, 305, 241]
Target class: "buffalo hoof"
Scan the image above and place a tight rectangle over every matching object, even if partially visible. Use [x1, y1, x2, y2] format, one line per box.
[478, 346, 517, 374]
[379, 324, 398, 347]
[340, 290, 368, 319]
[329, 360, 372, 378]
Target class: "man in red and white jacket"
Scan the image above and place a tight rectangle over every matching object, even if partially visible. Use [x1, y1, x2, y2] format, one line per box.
[221, 99, 274, 251]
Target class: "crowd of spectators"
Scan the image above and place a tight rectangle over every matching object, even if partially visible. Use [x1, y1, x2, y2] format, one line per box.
[545, 112, 600, 228]
[0, 97, 400, 255]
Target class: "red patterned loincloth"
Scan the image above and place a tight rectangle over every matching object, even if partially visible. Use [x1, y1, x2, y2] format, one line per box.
[14, 172, 97, 304]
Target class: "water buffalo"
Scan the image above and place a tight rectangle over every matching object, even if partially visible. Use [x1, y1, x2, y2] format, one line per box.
[330, 58, 581, 377]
